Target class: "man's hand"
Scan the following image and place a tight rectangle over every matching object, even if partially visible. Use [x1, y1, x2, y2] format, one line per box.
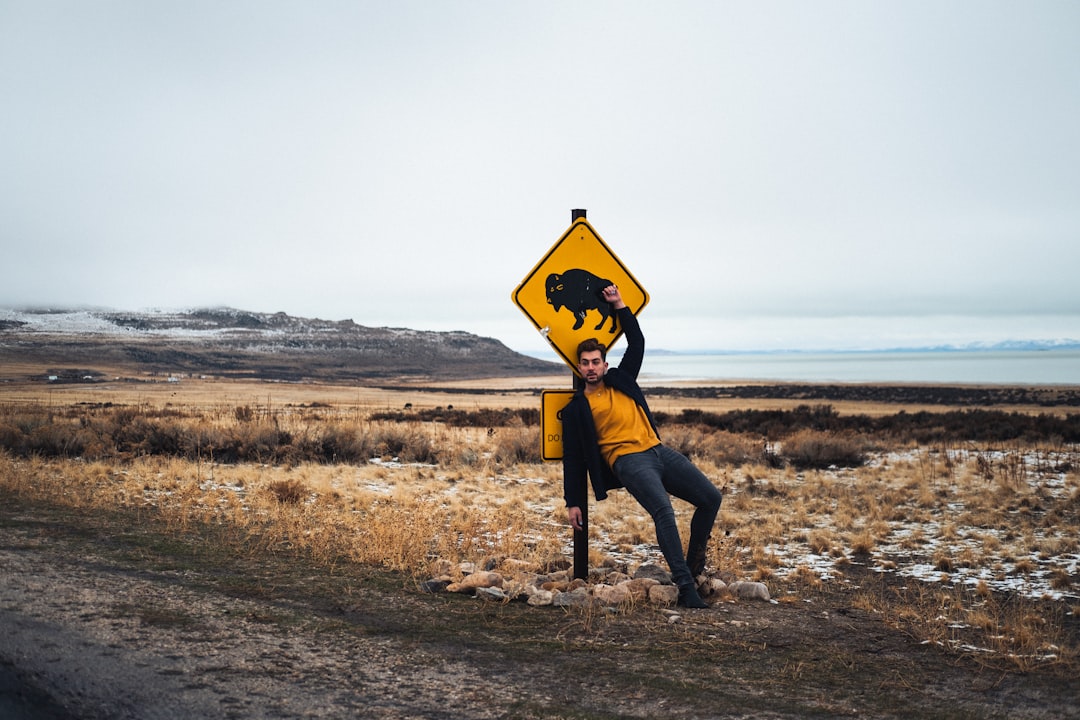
[567, 506, 584, 531]
[601, 285, 626, 310]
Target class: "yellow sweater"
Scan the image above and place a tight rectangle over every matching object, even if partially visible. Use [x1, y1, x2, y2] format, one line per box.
[586, 384, 660, 468]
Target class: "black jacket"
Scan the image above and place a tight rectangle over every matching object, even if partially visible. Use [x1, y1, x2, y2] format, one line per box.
[561, 306, 661, 508]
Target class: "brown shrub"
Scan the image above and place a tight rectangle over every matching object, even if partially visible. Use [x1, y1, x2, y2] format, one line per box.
[780, 430, 867, 469]
[375, 424, 437, 463]
[662, 426, 765, 466]
[491, 425, 538, 465]
[266, 478, 309, 504]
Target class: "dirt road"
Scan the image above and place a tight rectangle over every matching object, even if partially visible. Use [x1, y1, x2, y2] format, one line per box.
[2, 495, 1077, 720]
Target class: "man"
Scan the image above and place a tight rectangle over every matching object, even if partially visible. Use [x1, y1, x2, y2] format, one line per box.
[561, 284, 722, 608]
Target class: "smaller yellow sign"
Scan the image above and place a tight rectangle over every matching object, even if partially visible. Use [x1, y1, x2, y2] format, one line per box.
[540, 389, 576, 461]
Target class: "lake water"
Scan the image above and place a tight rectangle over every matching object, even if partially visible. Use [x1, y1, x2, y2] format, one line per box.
[613, 349, 1080, 385]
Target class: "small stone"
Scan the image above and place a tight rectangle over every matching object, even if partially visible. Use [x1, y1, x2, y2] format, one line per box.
[552, 587, 590, 608]
[702, 578, 727, 599]
[592, 583, 631, 607]
[648, 584, 679, 606]
[633, 563, 672, 584]
[526, 589, 554, 606]
[542, 558, 572, 573]
[624, 578, 659, 601]
[475, 586, 507, 602]
[540, 580, 571, 593]
[455, 571, 503, 590]
[419, 579, 449, 594]
[729, 581, 770, 601]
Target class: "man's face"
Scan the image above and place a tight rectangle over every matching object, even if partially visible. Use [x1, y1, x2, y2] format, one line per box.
[577, 350, 608, 386]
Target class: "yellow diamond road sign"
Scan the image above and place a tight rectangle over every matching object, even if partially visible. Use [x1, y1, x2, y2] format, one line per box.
[512, 218, 649, 372]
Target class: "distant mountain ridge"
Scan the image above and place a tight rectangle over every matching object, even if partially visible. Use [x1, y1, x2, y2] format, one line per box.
[934, 339, 1080, 352]
[592, 339, 1080, 360]
[613, 339, 1080, 357]
[0, 306, 563, 383]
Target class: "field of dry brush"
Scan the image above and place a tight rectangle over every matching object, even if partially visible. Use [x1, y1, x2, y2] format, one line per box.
[2, 376, 1079, 718]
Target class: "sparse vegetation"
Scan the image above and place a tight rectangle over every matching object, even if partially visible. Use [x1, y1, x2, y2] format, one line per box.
[1, 391, 1077, 679]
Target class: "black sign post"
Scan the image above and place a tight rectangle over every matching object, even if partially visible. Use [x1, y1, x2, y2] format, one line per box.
[570, 209, 588, 580]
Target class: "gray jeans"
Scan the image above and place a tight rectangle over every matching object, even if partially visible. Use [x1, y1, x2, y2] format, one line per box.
[613, 444, 723, 588]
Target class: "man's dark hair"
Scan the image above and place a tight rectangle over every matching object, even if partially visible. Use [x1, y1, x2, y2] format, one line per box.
[576, 338, 607, 361]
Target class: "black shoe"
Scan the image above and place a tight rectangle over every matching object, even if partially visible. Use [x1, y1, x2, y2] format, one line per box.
[677, 584, 709, 609]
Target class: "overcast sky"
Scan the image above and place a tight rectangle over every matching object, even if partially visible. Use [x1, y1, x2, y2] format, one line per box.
[2, 1, 1078, 353]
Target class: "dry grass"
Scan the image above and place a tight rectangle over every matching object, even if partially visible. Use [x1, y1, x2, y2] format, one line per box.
[1, 385, 1078, 675]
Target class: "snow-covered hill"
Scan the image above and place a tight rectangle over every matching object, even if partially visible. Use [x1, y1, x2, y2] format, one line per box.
[0, 307, 562, 383]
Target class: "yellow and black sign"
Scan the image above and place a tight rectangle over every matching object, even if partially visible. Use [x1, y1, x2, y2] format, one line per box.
[512, 218, 649, 373]
[540, 389, 576, 461]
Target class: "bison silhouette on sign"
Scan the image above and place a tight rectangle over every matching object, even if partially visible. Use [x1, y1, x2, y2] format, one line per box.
[545, 269, 618, 333]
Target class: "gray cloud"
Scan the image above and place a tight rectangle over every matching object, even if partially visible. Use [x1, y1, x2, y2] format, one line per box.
[2, 1, 1077, 352]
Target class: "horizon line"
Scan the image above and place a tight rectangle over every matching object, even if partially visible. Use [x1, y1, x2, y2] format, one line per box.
[520, 340, 1080, 358]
